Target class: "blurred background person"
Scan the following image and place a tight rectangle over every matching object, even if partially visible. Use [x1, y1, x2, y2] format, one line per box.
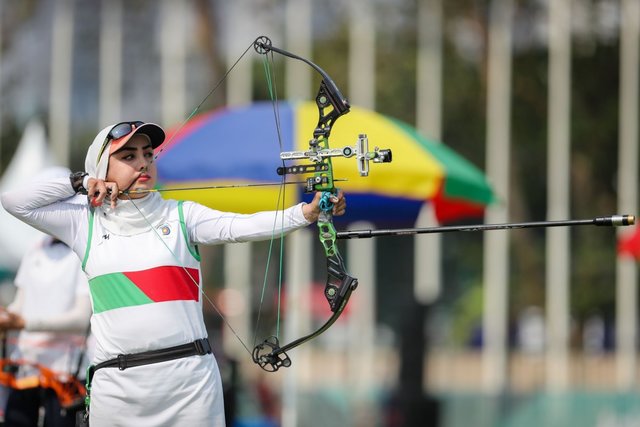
[0, 190, 91, 427]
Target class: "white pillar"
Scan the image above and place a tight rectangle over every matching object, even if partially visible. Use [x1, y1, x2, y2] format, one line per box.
[415, 0, 443, 305]
[347, 0, 377, 417]
[348, 0, 375, 109]
[616, 0, 639, 391]
[416, 0, 443, 140]
[546, 0, 571, 391]
[0, 0, 3, 168]
[221, 0, 255, 363]
[282, 3, 313, 426]
[225, 0, 253, 107]
[99, 0, 123, 126]
[160, 0, 187, 127]
[223, 243, 252, 360]
[545, 0, 572, 392]
[482, 0, 513, 394]
[347, 222, 376, 418]
[49, 0, 74, 166]
[285, 0, 312, 100]
[282, 229, 313, 427]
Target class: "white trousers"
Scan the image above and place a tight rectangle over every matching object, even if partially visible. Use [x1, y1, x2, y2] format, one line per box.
[89, 354, 225, 427]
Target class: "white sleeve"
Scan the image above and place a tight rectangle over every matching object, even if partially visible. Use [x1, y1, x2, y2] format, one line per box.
[23, 295, 92, 333]
[0, 176, 87, 246]
[184, 201, 312, 245]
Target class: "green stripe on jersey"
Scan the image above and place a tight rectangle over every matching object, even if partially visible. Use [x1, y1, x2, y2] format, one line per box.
[89, 272, 154, 313]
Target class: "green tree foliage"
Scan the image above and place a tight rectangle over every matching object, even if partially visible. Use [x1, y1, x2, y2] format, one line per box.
[314, 1, 626, 347]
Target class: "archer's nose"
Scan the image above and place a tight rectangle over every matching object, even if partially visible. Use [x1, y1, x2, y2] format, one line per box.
[140, 156, 153, 171]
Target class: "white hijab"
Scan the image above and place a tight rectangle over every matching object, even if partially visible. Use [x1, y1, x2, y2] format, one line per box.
[84, 124, 167, 236]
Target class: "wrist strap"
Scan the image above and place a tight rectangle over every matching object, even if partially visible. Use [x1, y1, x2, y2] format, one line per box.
[70, 172, 88, 194]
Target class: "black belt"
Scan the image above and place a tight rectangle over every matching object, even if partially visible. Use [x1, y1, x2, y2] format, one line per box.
[82, 338, 212, 421]
[91, 338, 211, 374]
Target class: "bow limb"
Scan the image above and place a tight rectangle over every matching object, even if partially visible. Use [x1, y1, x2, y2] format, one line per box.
[252, 279, 355, 372]
[253, 36, 350, 120]
[252, 228, 358, 372]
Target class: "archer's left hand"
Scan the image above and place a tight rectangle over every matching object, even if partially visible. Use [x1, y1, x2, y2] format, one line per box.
[302, 190, 347, 223]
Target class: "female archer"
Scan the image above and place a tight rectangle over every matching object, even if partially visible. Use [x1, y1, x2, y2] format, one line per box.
[1, 121, 346, 427]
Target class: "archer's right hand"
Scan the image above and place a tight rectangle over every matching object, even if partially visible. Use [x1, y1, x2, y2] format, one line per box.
[86, 178, 119, 208]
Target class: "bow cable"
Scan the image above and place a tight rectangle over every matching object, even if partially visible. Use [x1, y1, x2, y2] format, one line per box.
[152, 40, 256, 162]
[126, 194, 254, 356]
[251, 48, 288, 348]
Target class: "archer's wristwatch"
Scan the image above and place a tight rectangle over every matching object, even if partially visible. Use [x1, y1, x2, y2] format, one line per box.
[70, 171, 89, 195]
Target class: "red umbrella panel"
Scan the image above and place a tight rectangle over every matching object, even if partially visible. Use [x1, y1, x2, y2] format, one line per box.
[618, 226, 640, 259]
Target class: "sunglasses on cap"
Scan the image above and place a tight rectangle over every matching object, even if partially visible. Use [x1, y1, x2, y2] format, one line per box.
[97, 121, 145, 163]
[108, 121, 145, 140]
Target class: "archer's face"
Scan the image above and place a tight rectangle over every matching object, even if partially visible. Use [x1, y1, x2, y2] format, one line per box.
[106, 135, 157, 199]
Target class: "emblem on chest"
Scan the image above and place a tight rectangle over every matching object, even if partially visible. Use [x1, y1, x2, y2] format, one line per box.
[158, 223, 172, 236]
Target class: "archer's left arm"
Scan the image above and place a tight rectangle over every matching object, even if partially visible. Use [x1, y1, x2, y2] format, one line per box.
[183, 191, 346, 245]
[185, 202, 308, 245]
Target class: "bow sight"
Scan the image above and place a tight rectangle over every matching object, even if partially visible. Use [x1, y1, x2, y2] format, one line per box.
[278, 134, 392, 192]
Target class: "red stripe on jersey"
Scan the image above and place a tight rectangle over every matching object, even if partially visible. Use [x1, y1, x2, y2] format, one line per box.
[123, 266, 200, 303]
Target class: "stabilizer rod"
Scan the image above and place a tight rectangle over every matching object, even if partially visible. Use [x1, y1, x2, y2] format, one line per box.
[336, 215, 635, 239]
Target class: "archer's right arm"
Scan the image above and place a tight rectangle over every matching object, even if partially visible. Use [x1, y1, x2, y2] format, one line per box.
[0, 175, 86, 247]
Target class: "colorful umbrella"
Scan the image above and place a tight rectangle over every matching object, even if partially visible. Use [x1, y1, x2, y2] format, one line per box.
[156, 101, 495, 226]
[618, 226, 640, 259]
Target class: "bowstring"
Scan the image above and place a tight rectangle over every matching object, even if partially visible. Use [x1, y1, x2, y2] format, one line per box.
[251, 49, 287, 347]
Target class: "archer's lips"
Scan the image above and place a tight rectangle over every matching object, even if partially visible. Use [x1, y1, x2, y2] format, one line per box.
[138, 174, 151, 182]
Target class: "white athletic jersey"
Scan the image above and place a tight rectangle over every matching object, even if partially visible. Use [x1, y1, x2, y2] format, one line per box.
[82, 200, 206, 361]
[84, 200, 223, 426]
[12, 236, 89, 373]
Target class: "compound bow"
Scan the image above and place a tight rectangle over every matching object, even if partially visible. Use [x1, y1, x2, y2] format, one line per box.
[249, 36, 391, 371]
